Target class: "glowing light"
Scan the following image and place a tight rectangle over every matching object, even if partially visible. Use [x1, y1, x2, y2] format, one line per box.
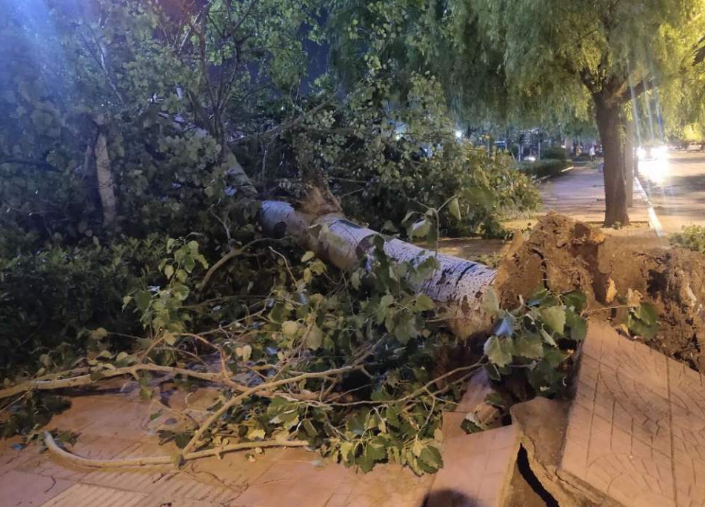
[637, 147, 647, 160]
[639, 151, 670, 185]
[454, 130, 463, 139]
[525, 155, 537, 162]
[653, 145, 668, 160]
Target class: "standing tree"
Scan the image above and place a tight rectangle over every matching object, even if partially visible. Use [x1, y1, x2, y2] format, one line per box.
[330, 0, 705, 225]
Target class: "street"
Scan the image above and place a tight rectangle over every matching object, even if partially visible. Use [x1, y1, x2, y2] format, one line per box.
[639, 151, 705, 233]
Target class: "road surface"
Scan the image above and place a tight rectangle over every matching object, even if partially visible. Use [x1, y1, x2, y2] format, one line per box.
[639, 151, 705, 234]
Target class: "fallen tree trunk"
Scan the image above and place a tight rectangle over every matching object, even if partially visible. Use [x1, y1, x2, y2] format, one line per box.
[167, 116, 498, 337]
[258, 200, 496, 338]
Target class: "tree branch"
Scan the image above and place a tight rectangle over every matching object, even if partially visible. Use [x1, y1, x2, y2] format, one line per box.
[44, 431, 307, 468]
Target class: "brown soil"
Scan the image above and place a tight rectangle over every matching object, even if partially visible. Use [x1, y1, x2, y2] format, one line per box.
[495, 213, 705, 372]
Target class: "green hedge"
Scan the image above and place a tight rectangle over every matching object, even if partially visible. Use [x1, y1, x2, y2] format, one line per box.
[519, 158, 570, 179]
[541, 146, 568, 161]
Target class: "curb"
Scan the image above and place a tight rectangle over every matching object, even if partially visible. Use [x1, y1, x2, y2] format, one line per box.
[634, 176, 666, 238]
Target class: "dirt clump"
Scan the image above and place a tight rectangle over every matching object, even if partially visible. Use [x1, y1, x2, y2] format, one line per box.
[494, 213, 705, 371]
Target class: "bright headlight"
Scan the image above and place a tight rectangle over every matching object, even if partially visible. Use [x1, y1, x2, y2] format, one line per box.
[653, 146, 668, 160]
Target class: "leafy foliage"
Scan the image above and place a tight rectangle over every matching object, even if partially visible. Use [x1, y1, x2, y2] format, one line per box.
[671, 225, 705, 254]
[617, 289, 659, 341]
[277, 73, 539, 238]
[0, 393, 71, 440]
[482, 287, 587, 401]
[0, 0, 540, 476]
[541, 147, 568, 161]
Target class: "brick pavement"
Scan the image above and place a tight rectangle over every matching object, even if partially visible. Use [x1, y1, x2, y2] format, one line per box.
[561, 321, 705, 507]
[0, 383, 519, 507]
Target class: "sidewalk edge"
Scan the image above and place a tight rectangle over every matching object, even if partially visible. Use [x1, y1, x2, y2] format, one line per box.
[634, 176, 665, 238]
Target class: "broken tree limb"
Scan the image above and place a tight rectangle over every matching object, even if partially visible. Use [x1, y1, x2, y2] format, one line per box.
[44, 431, 308, 468]
[258, 201, 496, 337]
[0, 364, 238, 401]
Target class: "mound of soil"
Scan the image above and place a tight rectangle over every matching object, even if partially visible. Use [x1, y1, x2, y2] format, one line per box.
[495, 213, 705, 371]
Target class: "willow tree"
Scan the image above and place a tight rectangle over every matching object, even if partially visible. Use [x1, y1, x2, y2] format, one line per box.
[331, 0, 705, 225]
[450, 1, 705, 224]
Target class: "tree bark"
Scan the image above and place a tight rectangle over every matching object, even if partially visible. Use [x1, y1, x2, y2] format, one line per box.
[594, 96, 629, 226]
[94, 131, 118, 230]
[258, 201, 496, 338]
[624, 118, 635, 208]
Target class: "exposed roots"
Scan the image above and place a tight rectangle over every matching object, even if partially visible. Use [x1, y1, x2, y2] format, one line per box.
[496, 213, 705, 371]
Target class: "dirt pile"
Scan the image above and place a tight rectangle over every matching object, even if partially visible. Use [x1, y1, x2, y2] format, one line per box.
[494, 213, 705, 371]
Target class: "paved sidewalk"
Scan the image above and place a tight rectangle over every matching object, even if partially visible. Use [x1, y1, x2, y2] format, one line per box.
[540, 166, 651, 224]
[0, 382, 521, 507]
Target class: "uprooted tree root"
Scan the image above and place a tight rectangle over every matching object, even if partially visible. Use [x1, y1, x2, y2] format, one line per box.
[495, 213, 705, 371]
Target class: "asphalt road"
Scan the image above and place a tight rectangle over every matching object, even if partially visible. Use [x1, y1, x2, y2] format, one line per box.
[638, 151, 705, 234]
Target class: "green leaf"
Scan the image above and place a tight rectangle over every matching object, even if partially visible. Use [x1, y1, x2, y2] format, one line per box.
[627, 313, 658, 340]
[135, 290, 151, 312]
[380, 294, 395, 308]
[563, 291, 586, 312]
[418, 445, 443, 471]
[414, 294, 435, 312]
[172, 283, 190, 301]
[174, 433, 191, 449]
[541, 306, 566, 335]
[484, 336, 514, 367]
[281, 321, 299, 337]
[634, 302, 658, 326]
[539, 327, 557, 347]
[392, 313, 418, 343]
[301, 251, 316, 263]
[306, 324, 324, 350]
[448, 197, 461, 220]
[514, 333, 544, 359]
[410, 218, 431, 239]
[303, 419, 317, 438]
[565, 310, 587, 341]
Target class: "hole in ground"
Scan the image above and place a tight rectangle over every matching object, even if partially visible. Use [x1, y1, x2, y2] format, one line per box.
[516, 445, 561, 507]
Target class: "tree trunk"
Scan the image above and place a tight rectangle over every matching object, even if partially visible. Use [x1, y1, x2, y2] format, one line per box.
[258, 201, 496, 338]
[94, 131, 118, 231]
[624, 118, 635, 208]
[594, 96, 629, 226]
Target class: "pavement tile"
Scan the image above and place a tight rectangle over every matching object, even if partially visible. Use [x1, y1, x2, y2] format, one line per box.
[0, 437, 34, 476]
[231, 460, 351, 507]
[182, 445, 282, 491]
[79, 441, 241, 504]
[426, 425, 519, 507]
[37, 483, 146, 507]
[0, 470, 74, 507]
[560, 321, 705, 507]
[326, 463, 434, 507]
